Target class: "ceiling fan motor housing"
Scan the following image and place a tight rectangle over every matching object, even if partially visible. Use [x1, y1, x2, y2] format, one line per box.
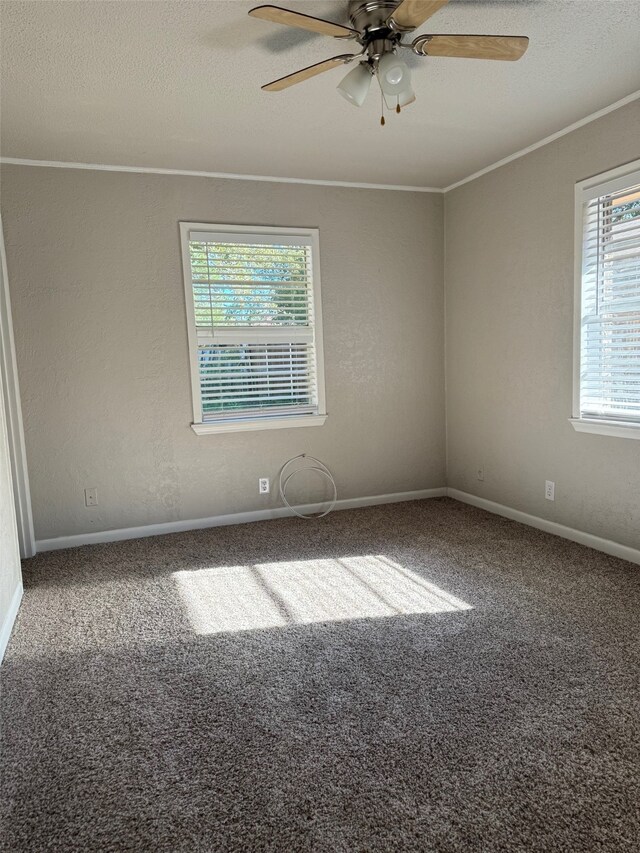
[348, 1, 404, 44]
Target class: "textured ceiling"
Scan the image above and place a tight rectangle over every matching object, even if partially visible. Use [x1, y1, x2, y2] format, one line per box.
[1, 0, 639, 188]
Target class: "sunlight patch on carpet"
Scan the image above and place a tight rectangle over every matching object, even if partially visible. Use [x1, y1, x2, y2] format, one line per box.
[173, 555, 472, 634]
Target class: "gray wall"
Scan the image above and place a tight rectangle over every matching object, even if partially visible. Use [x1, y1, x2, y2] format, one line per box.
[0, 167, 445, 541]
[3, 100, 638, 551]
[445, 101, 640, 550]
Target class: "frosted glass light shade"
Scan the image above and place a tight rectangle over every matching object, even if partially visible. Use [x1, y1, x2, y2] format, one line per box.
[337, 63, 372, 107]
[377, 53, 410, 96]
[398, 85, 416, 107]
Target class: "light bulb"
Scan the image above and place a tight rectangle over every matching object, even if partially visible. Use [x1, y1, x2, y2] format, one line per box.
[337, 63, 372, 107]
[377, 53, 410, 96]
[385, 66, 404, 86]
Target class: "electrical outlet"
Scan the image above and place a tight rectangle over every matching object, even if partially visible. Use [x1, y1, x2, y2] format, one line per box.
[84, 487, 98, 507]
[259, 477, 270, 495]
[545, 480, 555, 501]
[477, 467, 484, 482]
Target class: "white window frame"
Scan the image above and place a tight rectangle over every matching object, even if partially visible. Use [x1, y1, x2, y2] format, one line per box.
[180, 222, 327, 435]
[570, 159, 640, 441]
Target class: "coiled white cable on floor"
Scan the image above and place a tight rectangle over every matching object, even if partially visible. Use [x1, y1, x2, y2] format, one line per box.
[279, 454, 338, 520]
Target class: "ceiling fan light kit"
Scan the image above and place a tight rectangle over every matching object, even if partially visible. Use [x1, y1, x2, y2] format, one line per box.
[337, 62, 373, 107]
[249, 0, 529, 122]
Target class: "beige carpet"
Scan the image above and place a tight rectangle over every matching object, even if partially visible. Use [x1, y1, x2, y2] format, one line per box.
[1, 498, 639, 852]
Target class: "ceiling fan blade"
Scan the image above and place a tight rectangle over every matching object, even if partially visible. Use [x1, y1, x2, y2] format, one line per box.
[414, 34, 529, 60]
[262, 55, 356, 92]
[249, 5, 358, 39]
[388, 0, 449, 31]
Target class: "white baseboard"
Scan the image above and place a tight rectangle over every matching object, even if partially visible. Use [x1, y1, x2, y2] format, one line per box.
[447, 488, 640, 567]
[0, 581, 23, 665]
[35, 488, 447, 552]
[35, 486, 638, 566]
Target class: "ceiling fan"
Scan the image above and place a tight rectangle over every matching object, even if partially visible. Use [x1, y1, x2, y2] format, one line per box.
[249, 1, 529, 121]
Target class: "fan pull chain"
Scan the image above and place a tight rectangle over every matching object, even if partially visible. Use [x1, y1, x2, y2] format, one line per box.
[380, 89, 385, 126]
[396, 98, 401, 114]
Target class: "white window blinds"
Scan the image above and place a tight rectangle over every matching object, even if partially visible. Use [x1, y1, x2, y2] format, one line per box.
[181, 226, 325, 428]
[578, 170, 640, 423]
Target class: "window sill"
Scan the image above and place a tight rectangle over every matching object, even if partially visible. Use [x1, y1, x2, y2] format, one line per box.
[569, 418, 640, 440]
[192, 414, 327, 435]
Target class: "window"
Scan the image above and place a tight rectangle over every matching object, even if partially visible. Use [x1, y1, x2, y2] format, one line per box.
[180, 223, 326, 434]
[572, 162, 640, 440]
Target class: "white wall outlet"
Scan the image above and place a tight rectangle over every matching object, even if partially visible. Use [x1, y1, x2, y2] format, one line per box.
[545, 480, 555, 501]
[477, 467, 484, 482]
[259, 477, 270, 495]
[84, 487, 98, 507]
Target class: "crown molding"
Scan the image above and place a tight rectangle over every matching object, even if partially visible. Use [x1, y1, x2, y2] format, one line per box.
[443, 90, 640, 193]
[2, 91, 637, 194]
[0, 158, 443, 194]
